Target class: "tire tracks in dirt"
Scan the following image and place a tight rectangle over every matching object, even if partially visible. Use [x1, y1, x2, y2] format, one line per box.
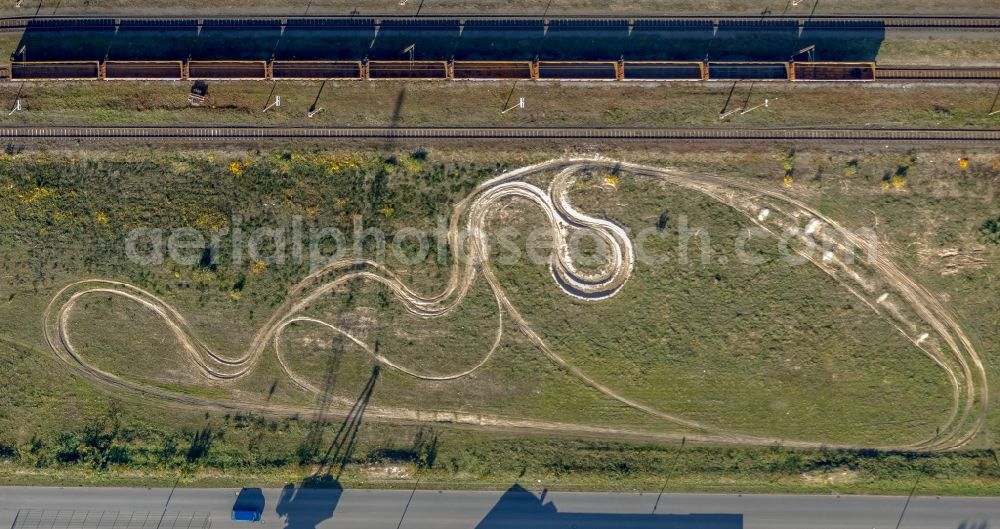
[41, 158, 988, 451]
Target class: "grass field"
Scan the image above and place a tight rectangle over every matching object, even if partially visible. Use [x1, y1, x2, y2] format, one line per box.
[0, 143, 998, 493]
[488, 173, 953, 446]
[2, 80, 1000, 129]
[0, 0, 998, 496]
[878, 33, 1000, 66]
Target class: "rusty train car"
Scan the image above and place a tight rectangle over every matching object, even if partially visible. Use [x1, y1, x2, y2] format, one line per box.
[9, 17, 990, 82]
[10, 59, 879, 82]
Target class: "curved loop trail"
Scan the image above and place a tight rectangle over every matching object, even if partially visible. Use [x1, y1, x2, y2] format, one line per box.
[42, 158, 988, 451]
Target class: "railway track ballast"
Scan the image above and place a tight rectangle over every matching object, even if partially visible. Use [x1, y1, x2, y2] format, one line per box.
[3, 126, 999, 142]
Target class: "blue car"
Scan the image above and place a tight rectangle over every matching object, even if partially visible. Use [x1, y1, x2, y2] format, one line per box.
[232, 487, 265, 522]
[231, 509, 261, 522]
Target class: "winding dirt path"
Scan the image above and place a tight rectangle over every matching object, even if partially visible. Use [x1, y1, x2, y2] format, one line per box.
[41, 158, 988, 451]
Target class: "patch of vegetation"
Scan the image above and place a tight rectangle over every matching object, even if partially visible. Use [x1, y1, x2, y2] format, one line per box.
[1, 81, 999, 130]
[1, 401, 998, 495]
[488, 169, 953, 445]
[981, 216, 1000, 245]
[0, 145, 997, 494]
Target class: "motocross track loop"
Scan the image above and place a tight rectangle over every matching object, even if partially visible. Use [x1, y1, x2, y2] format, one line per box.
[43, 158, 988, 451]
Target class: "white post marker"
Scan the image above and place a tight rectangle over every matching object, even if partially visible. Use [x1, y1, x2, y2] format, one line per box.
[8, 98, 21, 116]
[262, 95, 281, 113]
[501, 97, 525, 114]
[307, 107, 325, 118]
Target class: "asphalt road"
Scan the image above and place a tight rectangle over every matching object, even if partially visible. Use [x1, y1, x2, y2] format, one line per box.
[1, 486, 998, 529]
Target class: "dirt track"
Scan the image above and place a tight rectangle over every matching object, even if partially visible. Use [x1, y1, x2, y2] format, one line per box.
[41, 158, 988, 451]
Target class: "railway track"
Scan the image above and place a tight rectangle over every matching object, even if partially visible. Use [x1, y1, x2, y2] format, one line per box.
[2, 126, 999, 142]
[1, 15, 1000, 29]
[876, 66, 1000, 81]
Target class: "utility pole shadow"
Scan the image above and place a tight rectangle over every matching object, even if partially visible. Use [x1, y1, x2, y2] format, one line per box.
[297, 332, 344, 465]
[316, 365, 380, 478]
[309, 80, 327, 114]
[278, 364, 380, 529]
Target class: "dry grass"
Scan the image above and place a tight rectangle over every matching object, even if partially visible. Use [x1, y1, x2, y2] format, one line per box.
[0, 144, 997, 493]
[1, 79, 999, 129]
[878, 33, 1000, 66]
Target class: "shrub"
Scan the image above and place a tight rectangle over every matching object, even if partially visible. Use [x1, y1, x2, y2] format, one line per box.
[0, 442, 17, 460]
[980, 216, 1000, 245]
